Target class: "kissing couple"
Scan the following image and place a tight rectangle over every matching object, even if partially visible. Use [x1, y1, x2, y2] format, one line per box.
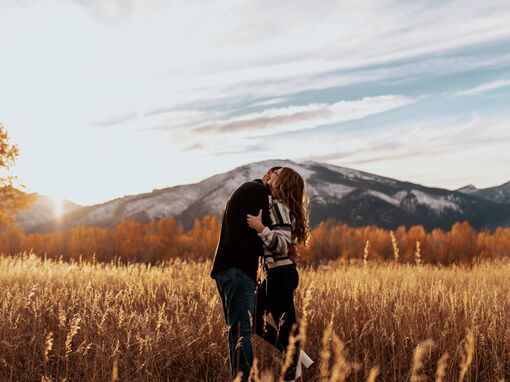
[211, 166, 314, 381]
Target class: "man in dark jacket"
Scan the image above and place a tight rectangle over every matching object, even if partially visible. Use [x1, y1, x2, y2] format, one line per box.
[210, 167, 280, 381]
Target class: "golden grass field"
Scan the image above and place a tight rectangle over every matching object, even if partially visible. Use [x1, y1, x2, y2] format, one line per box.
[0, 253, 509, 381]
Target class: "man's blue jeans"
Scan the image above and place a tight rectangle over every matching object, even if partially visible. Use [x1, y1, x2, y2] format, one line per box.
[214, 267, 255, 381]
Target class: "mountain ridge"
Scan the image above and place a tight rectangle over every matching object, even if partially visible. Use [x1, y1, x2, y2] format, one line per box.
[457, 181, 510, 204]
[17, 160, 510, 232]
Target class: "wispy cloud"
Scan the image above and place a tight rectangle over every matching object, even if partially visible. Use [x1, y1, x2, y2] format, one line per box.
[456, 79, 510, 96]
[303, 113, 510, 166]
[182, 142, 205, 151]
[250, 97, 292, 107]
[191, 95, 415, 136]
[93, 112, 139, 127]
[340, 134, 510, 167]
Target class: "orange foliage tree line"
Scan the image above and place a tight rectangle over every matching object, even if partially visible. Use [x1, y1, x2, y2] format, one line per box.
[0, 124, 34, 228]
[0, 216, 509, 264]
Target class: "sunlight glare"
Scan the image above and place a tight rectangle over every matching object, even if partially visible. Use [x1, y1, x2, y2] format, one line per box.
[51, 195, 64, 219]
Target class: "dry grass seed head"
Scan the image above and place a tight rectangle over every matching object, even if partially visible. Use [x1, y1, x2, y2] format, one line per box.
[459, 330, 475, 382]
[435, 352, 449, 382]
[366, 366, 380, 382]
[43, 331, 53, 362]
[320, 322, 334, 381]
[410, 339, 434, 382]
[390, 231, 399, 262]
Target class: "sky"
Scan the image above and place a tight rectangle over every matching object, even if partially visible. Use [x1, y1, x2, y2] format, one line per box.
[1, 0, 510, 206]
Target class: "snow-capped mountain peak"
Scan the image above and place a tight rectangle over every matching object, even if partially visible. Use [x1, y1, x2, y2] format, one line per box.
[457, 181, 510, 204]
[18, 160, 510, 232]
[456, 184, 479, 194]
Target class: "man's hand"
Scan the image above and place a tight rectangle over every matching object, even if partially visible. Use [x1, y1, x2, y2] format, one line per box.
[289, 244, 301, 264]
[247, 209, 265, 233]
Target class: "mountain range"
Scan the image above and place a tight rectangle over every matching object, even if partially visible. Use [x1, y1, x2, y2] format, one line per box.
[457, 182, 510, 204]
[16, 160, 510, 233]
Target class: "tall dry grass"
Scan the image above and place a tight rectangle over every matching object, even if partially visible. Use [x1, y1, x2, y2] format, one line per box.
[0, 253, 509, 381]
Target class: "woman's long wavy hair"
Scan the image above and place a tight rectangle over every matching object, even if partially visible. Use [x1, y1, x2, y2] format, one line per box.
[272, 167, 310, 246]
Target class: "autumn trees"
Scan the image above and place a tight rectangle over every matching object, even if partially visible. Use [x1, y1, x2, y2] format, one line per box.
[0, 124, 34, 229]
[1, 216, 509, 265]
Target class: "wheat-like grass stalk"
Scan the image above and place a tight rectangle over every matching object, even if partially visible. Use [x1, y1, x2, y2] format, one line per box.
[43, 331, 53, 362]
[111, 356, 119, 382]
[65, 315, 81, 358]
[320, 322, 333, 381]
[434, 352, 449, 382]
[249, 357, 260, 382]
[329, 334, 350, 382]
[280, 324, 298, 380]
[363, 240, 370, 267]
[459, 330, 475, 382]
[415, 241, 422, 266]
[298, 287, 313, 349]
[366, 366, 379, 382]
[390, 231, 399, 263]
[410, 339, 434, 382]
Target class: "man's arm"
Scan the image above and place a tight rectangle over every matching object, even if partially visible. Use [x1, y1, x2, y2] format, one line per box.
[247, 201, 292, 256]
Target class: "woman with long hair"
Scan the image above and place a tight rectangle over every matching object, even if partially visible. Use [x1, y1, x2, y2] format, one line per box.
[247, 166, 313, 381]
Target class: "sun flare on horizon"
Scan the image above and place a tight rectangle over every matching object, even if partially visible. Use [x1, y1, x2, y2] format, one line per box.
[50, 195, 64, 219]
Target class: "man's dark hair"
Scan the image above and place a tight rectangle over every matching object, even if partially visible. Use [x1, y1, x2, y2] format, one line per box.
[270, 166, 283, 172]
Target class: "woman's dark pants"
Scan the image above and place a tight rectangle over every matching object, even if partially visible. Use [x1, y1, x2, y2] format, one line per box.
[255, 265, 300, 380]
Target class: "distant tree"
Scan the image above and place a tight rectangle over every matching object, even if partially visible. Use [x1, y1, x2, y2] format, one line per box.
[0, 124, 34, 229]
[187, 215, 220, 260]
